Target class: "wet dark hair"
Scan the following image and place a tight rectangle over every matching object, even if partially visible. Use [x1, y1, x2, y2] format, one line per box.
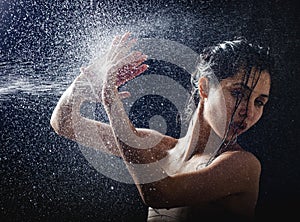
[192, 37, 272, 89]
[185, 37, 273, 165]
[185, 37, 272, 120]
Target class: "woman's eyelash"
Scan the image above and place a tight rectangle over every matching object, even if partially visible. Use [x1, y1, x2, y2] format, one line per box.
[255, 100, 265, 107]
[231, 89, 266, 107]
[231, 89, 245, 98]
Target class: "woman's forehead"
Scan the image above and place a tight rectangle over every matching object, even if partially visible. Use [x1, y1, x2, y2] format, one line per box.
[220, 69, 271, 94]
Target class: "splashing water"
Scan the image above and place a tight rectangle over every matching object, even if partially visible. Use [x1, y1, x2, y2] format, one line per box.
[0, 0, 234, 187]
[0, 0, 297, 221]
[0, 1, 206, 101]
[0, 60, 74, 98]
[0, 0, 242, 220]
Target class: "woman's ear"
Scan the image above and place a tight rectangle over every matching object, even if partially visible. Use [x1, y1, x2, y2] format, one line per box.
[198, 77, 209, 98]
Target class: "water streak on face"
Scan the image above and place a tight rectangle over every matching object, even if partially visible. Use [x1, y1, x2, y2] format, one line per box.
[204, 68, 271, 141]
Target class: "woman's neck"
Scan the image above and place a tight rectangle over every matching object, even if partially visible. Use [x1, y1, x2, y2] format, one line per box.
[183, 104, 222, 160]
[183, 103, 245, 162]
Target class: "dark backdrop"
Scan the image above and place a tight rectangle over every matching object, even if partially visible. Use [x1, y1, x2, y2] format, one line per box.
[0, 0, 299, 221]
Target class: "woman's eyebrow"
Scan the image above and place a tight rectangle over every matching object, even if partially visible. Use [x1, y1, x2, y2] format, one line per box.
[232, 82, 269, 98]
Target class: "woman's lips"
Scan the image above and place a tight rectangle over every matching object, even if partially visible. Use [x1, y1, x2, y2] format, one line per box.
[231, 122, 247, 133]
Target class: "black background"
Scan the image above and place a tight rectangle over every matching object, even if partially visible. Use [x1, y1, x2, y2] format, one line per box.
[0, 0, 299, 221]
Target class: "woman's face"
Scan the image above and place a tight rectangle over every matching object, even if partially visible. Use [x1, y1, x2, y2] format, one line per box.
[203, 68, 271, 141]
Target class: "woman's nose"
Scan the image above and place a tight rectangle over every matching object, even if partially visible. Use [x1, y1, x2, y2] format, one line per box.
[238, 102, 254, 119]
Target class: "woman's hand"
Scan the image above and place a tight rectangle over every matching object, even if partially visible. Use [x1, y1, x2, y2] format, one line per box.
[102, 33, 148, 106]
[78, 32, 147, 102]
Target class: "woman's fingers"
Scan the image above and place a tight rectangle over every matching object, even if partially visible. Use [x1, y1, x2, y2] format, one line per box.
[118, 91, 131, 99]
[105, 33, 148, 87]
[106, 35, 121, 60]
[112, 32, 130, 48]
[134, 63, 149, 75]
[111, 38, 137, 62]
[112, 35, 122, 45]
[116, 51, 146, 69]
[107, 32, 137, 63]
[116, 63, 148, 86]
[120, 32, 131, 43]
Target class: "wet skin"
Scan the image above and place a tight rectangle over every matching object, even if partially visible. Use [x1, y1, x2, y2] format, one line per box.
[203, 69, 271, 141]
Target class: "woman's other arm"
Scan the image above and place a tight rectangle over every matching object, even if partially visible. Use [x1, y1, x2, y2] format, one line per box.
[50, 35, 147, 155]
[50, 71, 122, 155]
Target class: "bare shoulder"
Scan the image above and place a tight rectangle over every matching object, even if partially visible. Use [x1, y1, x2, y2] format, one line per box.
[143, 150, 262, 209]
[215, 150, 261, 172]
[209, 150, 262, 188]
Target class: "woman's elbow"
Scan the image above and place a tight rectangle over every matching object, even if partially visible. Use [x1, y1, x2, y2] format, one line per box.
[139, 181, 175, 209]
[141, 192, 166, 209]
[50, 110, 70, 137]
[50, 111, 59, 132]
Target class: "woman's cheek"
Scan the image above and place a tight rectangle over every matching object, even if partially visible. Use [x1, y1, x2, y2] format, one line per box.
[206, 90, 228, 137]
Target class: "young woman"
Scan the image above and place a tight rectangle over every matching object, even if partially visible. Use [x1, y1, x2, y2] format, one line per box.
[50, 33, 272, 221]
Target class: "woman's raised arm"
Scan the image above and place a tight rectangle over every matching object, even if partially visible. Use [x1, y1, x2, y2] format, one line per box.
[50, 33, 148, 156]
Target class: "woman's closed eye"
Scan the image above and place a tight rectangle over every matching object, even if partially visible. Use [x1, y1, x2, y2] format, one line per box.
[231, 89, 267, 106]
[231, 89, 246, 99]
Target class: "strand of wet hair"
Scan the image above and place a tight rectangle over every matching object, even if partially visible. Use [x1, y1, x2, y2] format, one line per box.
[204, 69, 251, 166]
[204, 95, 242, 166]
[205, 67, 262, 166]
